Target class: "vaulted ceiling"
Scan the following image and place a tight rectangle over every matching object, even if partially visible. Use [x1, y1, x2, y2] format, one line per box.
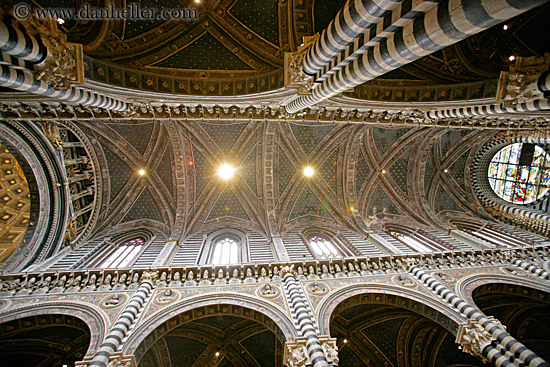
[76, 119, 494, 241]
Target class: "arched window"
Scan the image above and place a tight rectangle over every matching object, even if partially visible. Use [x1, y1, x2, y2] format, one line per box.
[99, 238, 144, 268]
[211, 237, 239, 264]
[387, 228, 452, 253]
[197, 229, 248, 265]
[308, 236, 341, 258]
[488, 143, 550, 204]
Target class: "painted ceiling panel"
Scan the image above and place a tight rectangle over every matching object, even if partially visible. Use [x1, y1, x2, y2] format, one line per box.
[434, 184, 462, 213]
[319, 150, 339, 194]
[290, 123, 336, 157]
[389, 149, 410, 195]
[289, 185, 332, 221]
[121, 188, 163, 223]
[362, 316, 405, 366]
[366, 184, 400, 216]
[229, 0, 279, 46]
[200, 122, 247, 155]
[449, 152, 468, 191]
[355, 151, 370, 192]
[278, 149, 296, 196]
[165, 336, 207, 367]
[104, 148, 133, 200]
[240, 330, 276, 367]
[155, 32, 254, 70]
[192, 147, 213, 197]
[207, 189, 249, 222]
[109, 122, 154, 156]
[155, 144, 174, 197]
[371, 127, 411, 156]
[240, 149, 257, 195]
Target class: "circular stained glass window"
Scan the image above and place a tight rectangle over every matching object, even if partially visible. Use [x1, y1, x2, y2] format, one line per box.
[488, 143, 550, 204]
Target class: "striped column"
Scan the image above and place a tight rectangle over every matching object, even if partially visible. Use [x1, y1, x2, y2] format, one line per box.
[282, 270, 329, 367]
[0, 63, 128, 112]
[302, 0, 403, 76]
[410, 267, 549, 367]
[538, 71, 550, 98]
[88, 275, 155, 367]
[513, 259, 550, 280]
[285, 0, 548, 113]
[427, 99, 550, 118]
[0, 19, 46, 64]
[312, 0, 441, 83]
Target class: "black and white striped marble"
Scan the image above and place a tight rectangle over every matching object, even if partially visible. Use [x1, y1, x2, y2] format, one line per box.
[0, 20, 46, 64]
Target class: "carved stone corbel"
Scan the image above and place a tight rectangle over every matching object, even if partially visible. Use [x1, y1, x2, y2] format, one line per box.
[456, 317, 505, 362]
[18, 16, 84, 90]
[284, 35, 320, 95]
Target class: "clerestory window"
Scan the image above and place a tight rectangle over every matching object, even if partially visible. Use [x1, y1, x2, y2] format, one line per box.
[309, 236, 341, 258]
[99, 238, 144, 268]
[211, 236, 239, 264]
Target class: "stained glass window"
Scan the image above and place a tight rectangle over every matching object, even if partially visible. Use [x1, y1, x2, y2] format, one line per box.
[211, 237, 239, 264]
[100, 238, 144, 268]
[488, 143, 550, 204]
[309, 236, 340, 258]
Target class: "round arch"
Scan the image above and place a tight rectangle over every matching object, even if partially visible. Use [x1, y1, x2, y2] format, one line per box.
[123, 291, 298, 357]
[0, 300, 109, 357]
[456, 272, 550, 307]
[316, 283, 466, 336]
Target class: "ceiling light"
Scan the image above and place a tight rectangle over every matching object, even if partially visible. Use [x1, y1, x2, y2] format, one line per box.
[509, 55, 516, 62]
[215, 352, 220, 357]
[443, 169, 449, 173]
[57, 18, 65, 24]
[217, 164, 235, 180]
[195, 0, 201, 3]
[381, 169, 386, 174]
[303, 166, 314, 177]
[503, 24, 508, 30]
[138, 169, 146, 176]
[343, 339, 348, 343]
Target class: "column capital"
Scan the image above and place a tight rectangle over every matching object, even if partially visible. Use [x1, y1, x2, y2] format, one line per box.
[284, 336, 338, 366]
[18, 15, 84, 89]
[284, 35, 319, 95]
[456, 317, 505, 362]
[76, 352, 136, 367]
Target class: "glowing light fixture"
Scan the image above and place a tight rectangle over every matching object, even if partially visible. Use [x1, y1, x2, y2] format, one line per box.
[138, 169, 146, 176]
[217, 164, 235, 180]
[215, 352, 220, 357]
[57, 18, 65, 24]
[303, 166, 315, 177]
[509, 55, 516, 61]
[503, 24, 509, 30]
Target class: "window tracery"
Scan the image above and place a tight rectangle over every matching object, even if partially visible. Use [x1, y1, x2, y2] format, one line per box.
[211, 237, 239, 265]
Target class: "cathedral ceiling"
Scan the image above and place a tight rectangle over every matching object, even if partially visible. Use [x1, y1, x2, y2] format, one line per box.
[77, 119, 492, 242]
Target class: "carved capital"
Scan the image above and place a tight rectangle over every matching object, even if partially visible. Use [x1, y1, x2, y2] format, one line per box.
[140, 271, 159, 284]
[456, 318, 504, 362]
[284, 339, 310, 367]
[19, 16, 84, 90]
[319, 336, 339, 365]
[496, 54, 550, 107]
[76, 352, 136, 367]
[284, 35, 320, 95]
